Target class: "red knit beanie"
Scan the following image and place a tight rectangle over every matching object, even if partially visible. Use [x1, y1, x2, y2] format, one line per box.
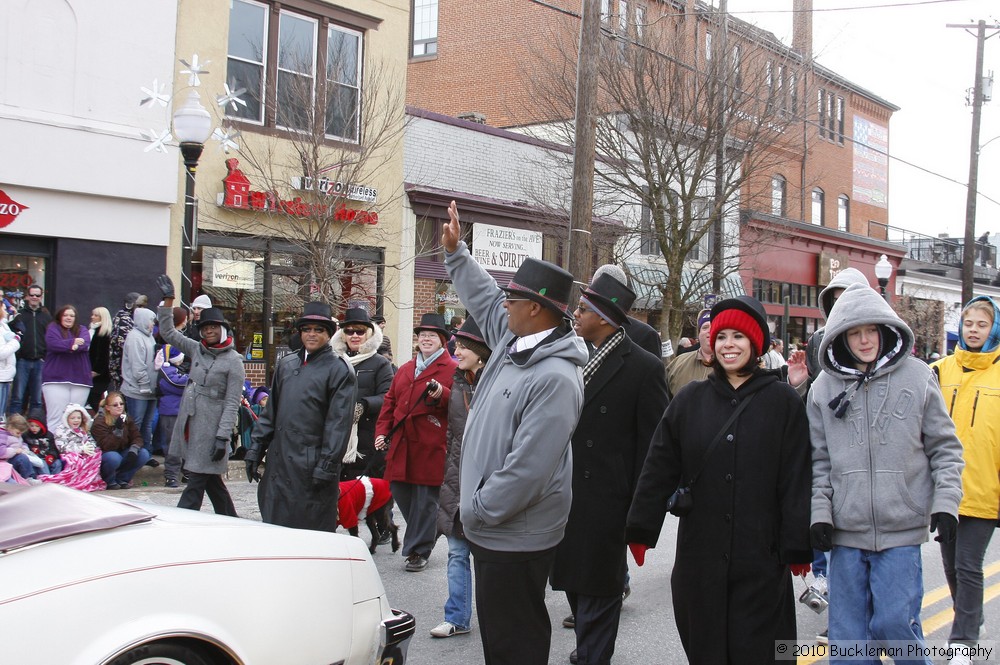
[710, 308, 764, 358]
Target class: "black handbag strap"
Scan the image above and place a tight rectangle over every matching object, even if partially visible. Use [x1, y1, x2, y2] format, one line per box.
[384, 382, 434, 440]
[685, 392, 756, 487]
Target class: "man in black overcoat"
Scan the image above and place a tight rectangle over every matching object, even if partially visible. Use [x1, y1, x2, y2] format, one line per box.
[550, 274, 668, 665]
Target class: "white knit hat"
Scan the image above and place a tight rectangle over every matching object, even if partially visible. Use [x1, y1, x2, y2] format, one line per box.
[191, 294, 212, 309]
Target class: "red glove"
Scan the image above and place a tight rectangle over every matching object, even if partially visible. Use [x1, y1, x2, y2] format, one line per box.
[789, 563, 811, 577]
[629, 543, 649, 567]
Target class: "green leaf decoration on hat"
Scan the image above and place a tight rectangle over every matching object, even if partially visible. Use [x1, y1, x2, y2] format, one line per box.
[611, 297, 618, 303]
[539, 288, 547, 296]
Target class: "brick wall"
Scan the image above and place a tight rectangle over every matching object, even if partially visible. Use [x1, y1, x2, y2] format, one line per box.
[244, 362, 266, 387]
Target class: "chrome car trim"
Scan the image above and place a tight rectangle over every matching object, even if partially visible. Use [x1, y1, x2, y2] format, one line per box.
[100, 631, 246, 665]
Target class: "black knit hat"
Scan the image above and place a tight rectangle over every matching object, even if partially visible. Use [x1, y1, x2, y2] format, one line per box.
[454, 316, 492, 360]
[501, 258, 575, 318]
[295, 301, 337, 334]
[581, 273, 636, 327]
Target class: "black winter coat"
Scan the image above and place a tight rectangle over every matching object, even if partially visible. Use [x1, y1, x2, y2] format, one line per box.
[334, 329, 394, 480]
[551, 337, 668, 597]
[248, 344, 357, 532]
[625, 371, 811, 665]
[436, 367, 477, 539]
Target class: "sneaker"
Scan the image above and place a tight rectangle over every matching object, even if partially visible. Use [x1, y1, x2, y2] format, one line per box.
[948, 644, 973, 665]
[816, 629, 828, 645]
[429, 621, 470, 638]
[145, 458, 160, 468]
[378, 529, 393, 545]
[26, 478, 43, 486]
[570, 649, 578, 664]
[405, 555, 428, 572]
[165, 479, 179, 488]
[563, 614, 575, 629]
[622, 584, 631, 603]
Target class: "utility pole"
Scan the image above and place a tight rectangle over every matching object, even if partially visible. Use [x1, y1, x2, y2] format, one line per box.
[948, 20, 1000, 304]
[711, 0, 729, 293]
[567, 0, 601, 283]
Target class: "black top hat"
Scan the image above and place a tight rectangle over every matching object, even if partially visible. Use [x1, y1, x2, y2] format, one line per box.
[371, 314, 386, 324]
[295, 301, 338, 333]
[710, 296, 769, 353]
[414, 312, 448, 337]
[502, 258, 575, 317]
[196, 307, 229, 329]
[341, 307, 373, 330]
[581, 273, 636, 327]
[454, 316, 488, 347]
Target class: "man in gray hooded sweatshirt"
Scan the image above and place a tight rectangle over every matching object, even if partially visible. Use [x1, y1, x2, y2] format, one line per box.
[442, 201, 588, 665]
[808, 282, 964, 662]
[121, 307, 157, 457]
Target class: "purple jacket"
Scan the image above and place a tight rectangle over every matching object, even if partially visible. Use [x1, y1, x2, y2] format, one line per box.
[41, 323, 93, 386]
[157, 362, 189, 417]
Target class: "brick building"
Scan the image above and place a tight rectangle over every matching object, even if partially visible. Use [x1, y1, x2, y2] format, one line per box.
[405, 0, 904, 343]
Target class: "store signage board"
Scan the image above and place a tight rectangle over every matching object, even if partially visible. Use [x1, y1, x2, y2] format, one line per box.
[0, 190, 28, 229]
[211, 259, 256, 290]
[290, 176, 377, 204]
[471, 223, 543, 273]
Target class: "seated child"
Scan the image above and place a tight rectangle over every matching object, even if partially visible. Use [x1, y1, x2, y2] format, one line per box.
[23, 409, 63, 476]
[45, 404, 105, 492]
[1, 414, 39, 481]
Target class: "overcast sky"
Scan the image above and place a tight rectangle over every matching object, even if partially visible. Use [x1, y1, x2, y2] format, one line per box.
[725, 0, 1000, 241]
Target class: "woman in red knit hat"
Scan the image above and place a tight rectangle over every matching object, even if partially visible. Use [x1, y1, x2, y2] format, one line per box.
[625, 295, 812, 664]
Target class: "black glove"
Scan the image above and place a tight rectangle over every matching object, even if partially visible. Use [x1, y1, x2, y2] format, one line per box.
[116, 414, 127, 427]
[310, 477, 332, 494]
[123, 444, 139, 468]
[931, 513, 958, 544]
[810, 522, 834, 551]
[156, 274, 175, 299]
[246, 459, 261, 483]
[210, 436, 228, 462]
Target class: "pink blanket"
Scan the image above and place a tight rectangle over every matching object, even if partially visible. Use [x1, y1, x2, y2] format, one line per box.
[39, 451, 106, 492]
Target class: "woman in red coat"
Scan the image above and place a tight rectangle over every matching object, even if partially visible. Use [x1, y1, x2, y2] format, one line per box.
[376, 313, 456, 572]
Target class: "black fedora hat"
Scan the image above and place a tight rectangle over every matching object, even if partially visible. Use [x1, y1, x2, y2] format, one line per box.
[710, 295, 769, 357]
[196, 307, 229, 329]
[502, 258, 575, 317]
[296, 301, 338, 333]
[341, 307, 373, 330]
[414, 312, 449, 337]
[454, 316, 492, 359]
[581, 273, 636, 327]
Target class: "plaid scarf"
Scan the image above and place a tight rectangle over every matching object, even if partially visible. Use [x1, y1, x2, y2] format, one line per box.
[582, 327, 625, 385]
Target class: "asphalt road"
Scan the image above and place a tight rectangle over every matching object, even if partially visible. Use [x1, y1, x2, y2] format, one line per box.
[122, 463, 1000, 664]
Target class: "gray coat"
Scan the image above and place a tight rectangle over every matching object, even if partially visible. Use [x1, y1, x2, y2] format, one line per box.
[120, 308, 156, 400]
[157, 306, 245, 475]
[246, 343, 357, 532]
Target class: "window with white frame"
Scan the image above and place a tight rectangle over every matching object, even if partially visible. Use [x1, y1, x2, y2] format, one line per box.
[639, 186, 658, 255]
[838, 195, 849, 232]
[224, 0, 367, 142]
[706, 31, 713, 61]
[227, 0, 268, 124]
[811, 188, 825, 226]
[687, 198, 714, 262]
[771, 175, 786, 217]
[412, 0, 438, 57]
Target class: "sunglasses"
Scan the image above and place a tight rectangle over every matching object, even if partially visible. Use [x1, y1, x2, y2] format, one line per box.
[344, 328, 368, 336]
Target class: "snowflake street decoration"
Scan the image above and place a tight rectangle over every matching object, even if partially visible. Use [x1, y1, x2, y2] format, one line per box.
[141, 128, 173, 153]
[180, 54, 210, 87]
[212, 127, 241, 154]
[216, 82, 247, 112]
[139, 79, 171, 108]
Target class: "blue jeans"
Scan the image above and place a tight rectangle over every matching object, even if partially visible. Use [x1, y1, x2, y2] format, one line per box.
[829, 545, 930, 665]
[444, 535, 473, 630]
[813, 548, 829, 578]
[100, 448, 151, 485]
[10, 357, 43, 414]
[37, 458, 64, 475]
[0, 381, 9, 418]
[9, 453, 36, 479]
[125, 397, 157, 453]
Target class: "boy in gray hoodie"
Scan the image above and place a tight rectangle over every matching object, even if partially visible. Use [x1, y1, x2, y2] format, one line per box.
[808, 282, 963, 663]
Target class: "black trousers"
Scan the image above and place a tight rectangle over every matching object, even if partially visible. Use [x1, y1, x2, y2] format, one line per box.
[470, 542, 556, 665]
[177, 472, 237, 517]
[567, 591, 624, 665]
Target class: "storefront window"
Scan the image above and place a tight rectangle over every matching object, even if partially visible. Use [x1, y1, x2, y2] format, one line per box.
[0, 254, 46, 307]
[195, 242, 382, 375]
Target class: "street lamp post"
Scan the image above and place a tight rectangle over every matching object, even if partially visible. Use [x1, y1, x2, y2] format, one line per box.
[172, 90, 213, 306]
[875, 254, 893, 302]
